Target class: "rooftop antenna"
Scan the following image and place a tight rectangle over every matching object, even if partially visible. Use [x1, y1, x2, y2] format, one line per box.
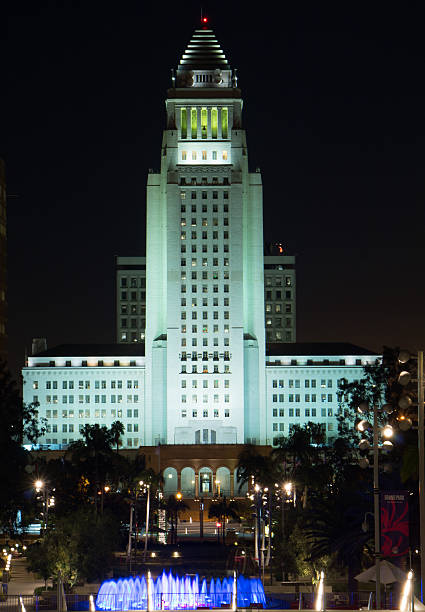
[200, 7, 208, 26]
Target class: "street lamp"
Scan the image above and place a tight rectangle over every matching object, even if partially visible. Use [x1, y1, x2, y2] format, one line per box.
[34, 480, 53, 536]
[397, 349, 425, 602]
[139, 481, 151, 561]
[356, 403, 394, 609]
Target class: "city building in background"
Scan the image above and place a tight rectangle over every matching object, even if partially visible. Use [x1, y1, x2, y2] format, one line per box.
[0, 160, 7, 360]
[116, 253, 295, 346]
[115, 256, 146, 343]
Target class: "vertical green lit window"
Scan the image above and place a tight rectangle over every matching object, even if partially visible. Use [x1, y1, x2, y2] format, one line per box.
[201, 108, 208, 139]
[181, 108, 187, 139]
[211, 107, 218, 139]
[221, 107, 228, 139]
[191, 108, 197, 139]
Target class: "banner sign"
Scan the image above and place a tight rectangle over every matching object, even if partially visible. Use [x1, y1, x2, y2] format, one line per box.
[380, 491, 409, 557]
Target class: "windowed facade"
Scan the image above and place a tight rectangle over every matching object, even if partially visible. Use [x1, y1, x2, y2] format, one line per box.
[22, 27, 378, 454]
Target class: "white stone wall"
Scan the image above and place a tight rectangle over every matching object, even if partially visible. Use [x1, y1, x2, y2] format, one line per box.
[265, 353, 379, 445]
[23, 356, 145, 450]
[144, 89, 266, 446]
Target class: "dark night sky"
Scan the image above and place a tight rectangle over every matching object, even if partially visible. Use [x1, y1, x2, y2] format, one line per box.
[2, 1, 424, 380]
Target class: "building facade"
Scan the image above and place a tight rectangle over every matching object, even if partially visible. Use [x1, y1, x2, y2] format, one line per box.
[116, 256, 146, 344]
[22, 25, 379, 464]
[23, 341, 376, 450]
[116, 254, 295, 346]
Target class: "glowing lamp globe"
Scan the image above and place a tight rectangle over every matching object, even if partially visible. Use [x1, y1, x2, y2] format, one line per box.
[398, 416, 412, 431]
[398, 350, 411, 364]
[398, 371, 411, 386]
[398, 395, 413, 410]
[382, 425, 394, 439]
[359, 457, 370, 469]
[358, 439, 370, 451]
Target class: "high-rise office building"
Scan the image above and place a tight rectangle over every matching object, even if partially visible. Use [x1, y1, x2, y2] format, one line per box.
[115, 256, 146, 344]
[115, 253, 296, 346]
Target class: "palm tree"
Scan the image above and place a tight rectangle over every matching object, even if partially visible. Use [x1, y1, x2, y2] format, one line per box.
[208, 497, 240, 543]
[303, 489, 373, 592]
[67, 423, 123, 514]
[236, 445, 282, 491]
[110, 420, 125, 452]
[273, 423, 331, 508]
[164, 495, 189, 545]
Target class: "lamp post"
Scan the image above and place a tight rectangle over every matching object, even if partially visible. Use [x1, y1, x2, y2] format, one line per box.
[372, 403, 382, 611]
[199, 496, 204, 540]
[357, 403, 394, 609]
[34, 480, 53, 537]
[141, 481, 151, 561]
[398, 349, 425, 601]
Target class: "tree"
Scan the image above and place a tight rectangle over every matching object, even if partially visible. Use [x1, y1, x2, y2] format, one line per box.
[236, 445, 282, 491]
[26, 510, 121, 588]
[110, 420, 125, 453]
[304, 488, 372, 591]
[273, 423, 332, 509]
[208, 498, 240, 543]
[164, 495, 188, 545]
[67, 422, 124, 514]
[0, 361, 45, 534]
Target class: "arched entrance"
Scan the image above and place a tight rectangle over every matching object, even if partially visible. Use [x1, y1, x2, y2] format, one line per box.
[163, 467, 177, 496]
[181, 467, 196, 497]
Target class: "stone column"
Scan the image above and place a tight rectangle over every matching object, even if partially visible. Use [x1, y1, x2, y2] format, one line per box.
[230, 470, 235, 497]
[195, 472, 199, 497]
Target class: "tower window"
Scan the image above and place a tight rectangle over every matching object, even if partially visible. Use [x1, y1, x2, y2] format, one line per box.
[182, 151, 187, 160]
[212, 151, 217, 160]
[201, 108, 208, 139]
[191, 108, 197, 139]
[211, 107, 218, 139]
[202, 151, 207, 160]
[181, 108, 187, 139]
[221, 107, 228, 139]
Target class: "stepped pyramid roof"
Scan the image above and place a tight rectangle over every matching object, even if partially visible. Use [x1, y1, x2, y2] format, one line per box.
[178, 27, 230, 71]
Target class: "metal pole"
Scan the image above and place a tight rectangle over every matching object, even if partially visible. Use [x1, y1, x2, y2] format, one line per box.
[127, 504, 134, 567]
[373, 403, 381, 609]
[418, 351, 425, 602]
[144, 485, 150, 560]
[199, 497, 204, 540]
[254, 490, 259, 567]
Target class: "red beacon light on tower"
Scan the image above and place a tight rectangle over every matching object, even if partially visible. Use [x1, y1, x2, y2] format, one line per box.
[201, 16, 208, 27]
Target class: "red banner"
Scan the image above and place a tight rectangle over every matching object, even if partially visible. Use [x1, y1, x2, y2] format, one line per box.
[380, 491, 409, 557]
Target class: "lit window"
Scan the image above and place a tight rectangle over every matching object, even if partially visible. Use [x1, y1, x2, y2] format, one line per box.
[192, 151, 197, 160]
[182, 151, 187, 160]
[222, 151, 228, 160]
[202, 151, 207, 160]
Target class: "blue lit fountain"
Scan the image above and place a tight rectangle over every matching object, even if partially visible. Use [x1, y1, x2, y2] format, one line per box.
[96, 570, 266, 610]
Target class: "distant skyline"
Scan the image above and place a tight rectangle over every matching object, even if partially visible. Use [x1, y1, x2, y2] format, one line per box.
[2, 1, 424, 379]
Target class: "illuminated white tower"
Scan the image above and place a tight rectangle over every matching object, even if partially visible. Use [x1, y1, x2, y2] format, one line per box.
[144, 22, 266, 445]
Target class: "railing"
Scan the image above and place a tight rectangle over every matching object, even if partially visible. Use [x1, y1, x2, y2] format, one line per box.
[0, 594, 94, 612]
[265, 590, 397, 610]
[0, 590, 398, 611]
